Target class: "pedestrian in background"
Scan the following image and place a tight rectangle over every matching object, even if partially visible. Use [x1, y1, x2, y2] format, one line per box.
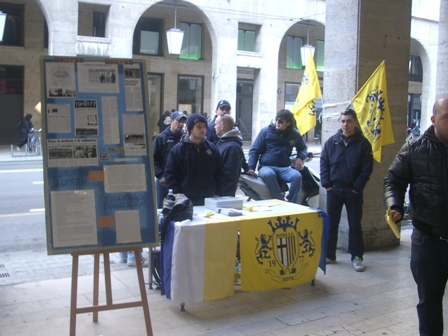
[206, 100, 231, 143]
[320, 108, 373, 272]
[17, 113, 33, 150]
[384, 97, 448, 335]
[157, 110, 171, 133]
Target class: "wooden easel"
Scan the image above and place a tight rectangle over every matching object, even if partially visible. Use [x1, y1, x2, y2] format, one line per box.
[69, 250, 153, 336]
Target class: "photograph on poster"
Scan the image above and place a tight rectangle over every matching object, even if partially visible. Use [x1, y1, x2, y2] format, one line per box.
[77, 62, 119, 93]
[47, 138, 98, 167]
[51, 189, 98, 248]
[123, 114, 146, 155]
[74, 99, 99, 136]
[103, 163, 147, 193]
[101, 96, 120, 145]
[46, 103, 71, 133]
[124, 65, 144, 111]
[115, 210, 142, 243]
[45, 62, 77, 98]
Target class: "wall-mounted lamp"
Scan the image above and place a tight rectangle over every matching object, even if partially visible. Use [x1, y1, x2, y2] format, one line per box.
[300, 26, 315, 68]
[0, 11, 7, 42]
[166, 6, 184, 55]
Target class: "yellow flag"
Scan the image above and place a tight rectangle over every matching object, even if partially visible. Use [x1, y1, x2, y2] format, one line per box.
[239, 211, 323, 291]
[352, 61, 395, 163]
[292, 54, 322, 135]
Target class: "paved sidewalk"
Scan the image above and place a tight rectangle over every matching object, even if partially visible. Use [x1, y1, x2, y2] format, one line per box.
[0, 228, 433, 336]
[0, 145, 43, 162]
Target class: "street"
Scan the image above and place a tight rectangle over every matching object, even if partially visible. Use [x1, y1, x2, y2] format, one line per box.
[0, 161, 46, 253]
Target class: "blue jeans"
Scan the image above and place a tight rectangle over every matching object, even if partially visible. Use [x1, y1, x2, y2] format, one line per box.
[410, 228, 448, 336]
[156, 178, 169, 209]
[326, 186, 364, 261]
[119, 250, 143, 262]
[258, 166, 302, 203]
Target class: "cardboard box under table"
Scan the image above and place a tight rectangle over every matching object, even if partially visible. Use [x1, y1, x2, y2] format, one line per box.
[161, 199, 329, 305]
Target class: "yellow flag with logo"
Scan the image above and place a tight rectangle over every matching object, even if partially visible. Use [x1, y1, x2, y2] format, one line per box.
[352, 61, 395, 163]
[292, 54, 322, 135]
[239, 210, 323, 291]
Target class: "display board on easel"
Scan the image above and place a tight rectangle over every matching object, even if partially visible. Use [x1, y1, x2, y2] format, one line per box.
[40, 56, 158, 255]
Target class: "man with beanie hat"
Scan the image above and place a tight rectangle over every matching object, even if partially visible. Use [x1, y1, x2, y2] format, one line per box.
[153, 111, 187, 208]
[164, 113, 225, 206]
[206, 99, 231, 144]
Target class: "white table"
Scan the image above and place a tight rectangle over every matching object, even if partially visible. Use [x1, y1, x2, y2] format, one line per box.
[161, 199, 329, 305]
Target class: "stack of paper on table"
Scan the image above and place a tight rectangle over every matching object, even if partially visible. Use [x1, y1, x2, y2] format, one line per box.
[204, 197, 244, 211]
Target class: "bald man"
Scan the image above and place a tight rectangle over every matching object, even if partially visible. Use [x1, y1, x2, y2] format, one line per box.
[384, 97, 448, 336]
[214, 114, 248, 196]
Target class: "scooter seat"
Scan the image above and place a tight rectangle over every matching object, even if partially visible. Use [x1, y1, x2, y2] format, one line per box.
[239, 174, 275, 200]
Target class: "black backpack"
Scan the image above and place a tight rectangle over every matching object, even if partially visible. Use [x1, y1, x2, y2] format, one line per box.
[160, 193, 193, 242]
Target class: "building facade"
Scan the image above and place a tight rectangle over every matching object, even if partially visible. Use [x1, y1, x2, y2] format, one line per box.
[0, 0, 445, 249]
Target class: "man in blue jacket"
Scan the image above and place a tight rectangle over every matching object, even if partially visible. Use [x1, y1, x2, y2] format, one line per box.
[247, 109, 307, 203]
[153, 111, 187, 208]
[320, 108, 373, 272]
[215, 114, 248, 196]
[164, 113, 225, 206]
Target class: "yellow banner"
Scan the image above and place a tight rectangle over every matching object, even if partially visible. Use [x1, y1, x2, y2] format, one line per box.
[239, 211, 323, 291]
[352, 60, 395, 162]
[203, 221, 238, 301]
[292, 55, 322, 135]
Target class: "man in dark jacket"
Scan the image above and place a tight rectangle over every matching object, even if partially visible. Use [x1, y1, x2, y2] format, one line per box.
[320, 108, 373, 272]
[157, 110, 171, 133]
[153, 111, 187, 208]
[206, 99, 231, 143]
[215, 114, 248, 196]
[17, 113, 33, 150]
[384, 97, 448, 336]
[247, 109, 307, 203]
[164, 113, 225, 206]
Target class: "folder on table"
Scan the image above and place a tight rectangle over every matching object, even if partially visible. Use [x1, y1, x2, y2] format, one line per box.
[385, 207, 400, 239]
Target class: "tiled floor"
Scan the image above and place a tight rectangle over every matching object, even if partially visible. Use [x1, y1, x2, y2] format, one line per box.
[1, 228, 443, 336]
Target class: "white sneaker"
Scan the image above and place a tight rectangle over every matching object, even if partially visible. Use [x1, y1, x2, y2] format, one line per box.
[352, 257, 365, 272]
[127, 258, 149, 268]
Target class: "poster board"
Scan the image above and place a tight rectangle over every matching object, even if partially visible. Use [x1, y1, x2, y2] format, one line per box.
[40, 56, 158, 255]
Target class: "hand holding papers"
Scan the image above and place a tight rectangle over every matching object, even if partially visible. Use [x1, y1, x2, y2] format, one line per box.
[385, 207, 401, 239]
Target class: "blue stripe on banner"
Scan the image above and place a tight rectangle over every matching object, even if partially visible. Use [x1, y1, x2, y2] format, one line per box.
[160, 218, 175, 299]
[316, 209, 330, 274]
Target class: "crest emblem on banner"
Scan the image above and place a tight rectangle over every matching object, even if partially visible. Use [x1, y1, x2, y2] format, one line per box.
[254, 215, 315, 281]
[362, 88, 386, 142]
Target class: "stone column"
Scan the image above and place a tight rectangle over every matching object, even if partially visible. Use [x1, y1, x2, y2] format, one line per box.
[436, 0, 448, 98]
[323, 0, 412, 251]
[38, 0, 78, 56]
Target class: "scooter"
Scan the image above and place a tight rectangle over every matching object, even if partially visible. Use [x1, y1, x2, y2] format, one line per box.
[238, 153, 325, 209]
[406, 119, 420, 141]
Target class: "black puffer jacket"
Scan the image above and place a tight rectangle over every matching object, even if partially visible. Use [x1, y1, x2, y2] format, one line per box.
[384, 126, 448, 235]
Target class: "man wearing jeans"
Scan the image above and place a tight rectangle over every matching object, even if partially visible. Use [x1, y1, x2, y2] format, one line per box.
[384, 97, 448, 336]
[247, 109, 307, 203]
[320, 108, 373, 272]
